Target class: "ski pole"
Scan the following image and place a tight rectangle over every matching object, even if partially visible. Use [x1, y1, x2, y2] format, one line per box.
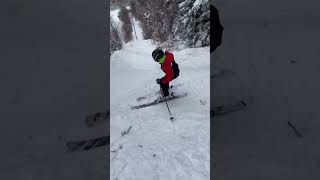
[160, 87, 174, 121]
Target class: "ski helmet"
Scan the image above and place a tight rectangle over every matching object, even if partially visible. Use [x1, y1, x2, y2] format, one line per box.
[152, 48, 164, 62]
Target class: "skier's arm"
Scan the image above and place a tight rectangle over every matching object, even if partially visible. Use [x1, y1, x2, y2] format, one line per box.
[160, 62, 174, 84]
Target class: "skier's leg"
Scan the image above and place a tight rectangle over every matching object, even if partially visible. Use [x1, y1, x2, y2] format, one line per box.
[160, 82, 169, 97]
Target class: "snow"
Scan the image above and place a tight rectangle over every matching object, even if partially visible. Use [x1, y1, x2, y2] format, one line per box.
[110, 9, 124, 43]
[193, 0, 206, 9]
[131, 16, 144, 41]
[110, 15, 210, 179]
[110, 9, 121, 24]
[111, 8, 144, 45]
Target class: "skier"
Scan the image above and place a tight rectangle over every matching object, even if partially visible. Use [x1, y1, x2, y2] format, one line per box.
[152, 48, 180, 98]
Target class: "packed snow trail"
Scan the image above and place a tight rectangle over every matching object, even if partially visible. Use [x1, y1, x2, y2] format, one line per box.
[110, 9, 210, 180]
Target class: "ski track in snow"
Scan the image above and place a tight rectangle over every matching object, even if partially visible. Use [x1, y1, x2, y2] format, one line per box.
[110, 10, 210, 180]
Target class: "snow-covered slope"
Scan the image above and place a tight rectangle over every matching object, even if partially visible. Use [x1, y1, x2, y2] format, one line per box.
[110, 10, 210, 180]
[110, 40, 210, 180]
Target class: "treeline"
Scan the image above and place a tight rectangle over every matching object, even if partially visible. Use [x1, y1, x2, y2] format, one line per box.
[110, 0, 209, 53]
[110, 4, 133, 53]
[130, 0, 209, 48]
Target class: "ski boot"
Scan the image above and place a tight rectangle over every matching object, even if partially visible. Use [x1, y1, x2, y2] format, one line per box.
[154, 92, 175, 102]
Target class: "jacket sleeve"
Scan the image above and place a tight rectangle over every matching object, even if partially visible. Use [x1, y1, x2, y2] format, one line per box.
[160, 61, 174, 84]
[161, 63, 173, 84]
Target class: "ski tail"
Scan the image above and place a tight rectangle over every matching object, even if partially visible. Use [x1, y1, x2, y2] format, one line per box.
[211, 100, 247, 116]
[132, 93, 187, 110]
[66, 136, 109, 152]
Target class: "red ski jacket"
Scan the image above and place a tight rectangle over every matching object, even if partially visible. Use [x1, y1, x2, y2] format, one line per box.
[160, 51, 175, 84]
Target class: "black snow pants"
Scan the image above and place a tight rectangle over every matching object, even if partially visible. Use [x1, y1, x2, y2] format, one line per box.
[160, 82, 169, 97]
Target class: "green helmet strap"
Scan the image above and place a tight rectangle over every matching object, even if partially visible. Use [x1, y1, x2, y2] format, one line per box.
[159, 54, 166, 64]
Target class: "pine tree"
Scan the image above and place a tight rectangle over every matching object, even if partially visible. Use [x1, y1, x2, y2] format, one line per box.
[173, 0, 210, 47]
[110, 18, 122, 53]
[129, 0, 209, 48]
[118, 6, 133, 43]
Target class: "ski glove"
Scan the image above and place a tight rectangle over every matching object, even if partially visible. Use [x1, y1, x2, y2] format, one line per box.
[156, 78, 161, 84]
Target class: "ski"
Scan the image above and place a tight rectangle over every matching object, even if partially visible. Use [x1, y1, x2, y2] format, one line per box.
[66, 136, 109, 152]
[211, 100, 247, 116]
[288, 121, 303, 138]
[85, 111, 109, 127]
[131, 93, 188, 110]
[136, 83, 183, 102]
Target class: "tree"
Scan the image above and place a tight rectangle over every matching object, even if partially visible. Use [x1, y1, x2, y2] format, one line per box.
[173, 0, 210, 47]
[118, 6, 133, 43]
[129, 0, 210, 48]
[110, 18, 122, 53]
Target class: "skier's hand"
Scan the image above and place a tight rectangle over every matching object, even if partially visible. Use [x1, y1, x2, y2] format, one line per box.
[156, 78, 161, 84]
